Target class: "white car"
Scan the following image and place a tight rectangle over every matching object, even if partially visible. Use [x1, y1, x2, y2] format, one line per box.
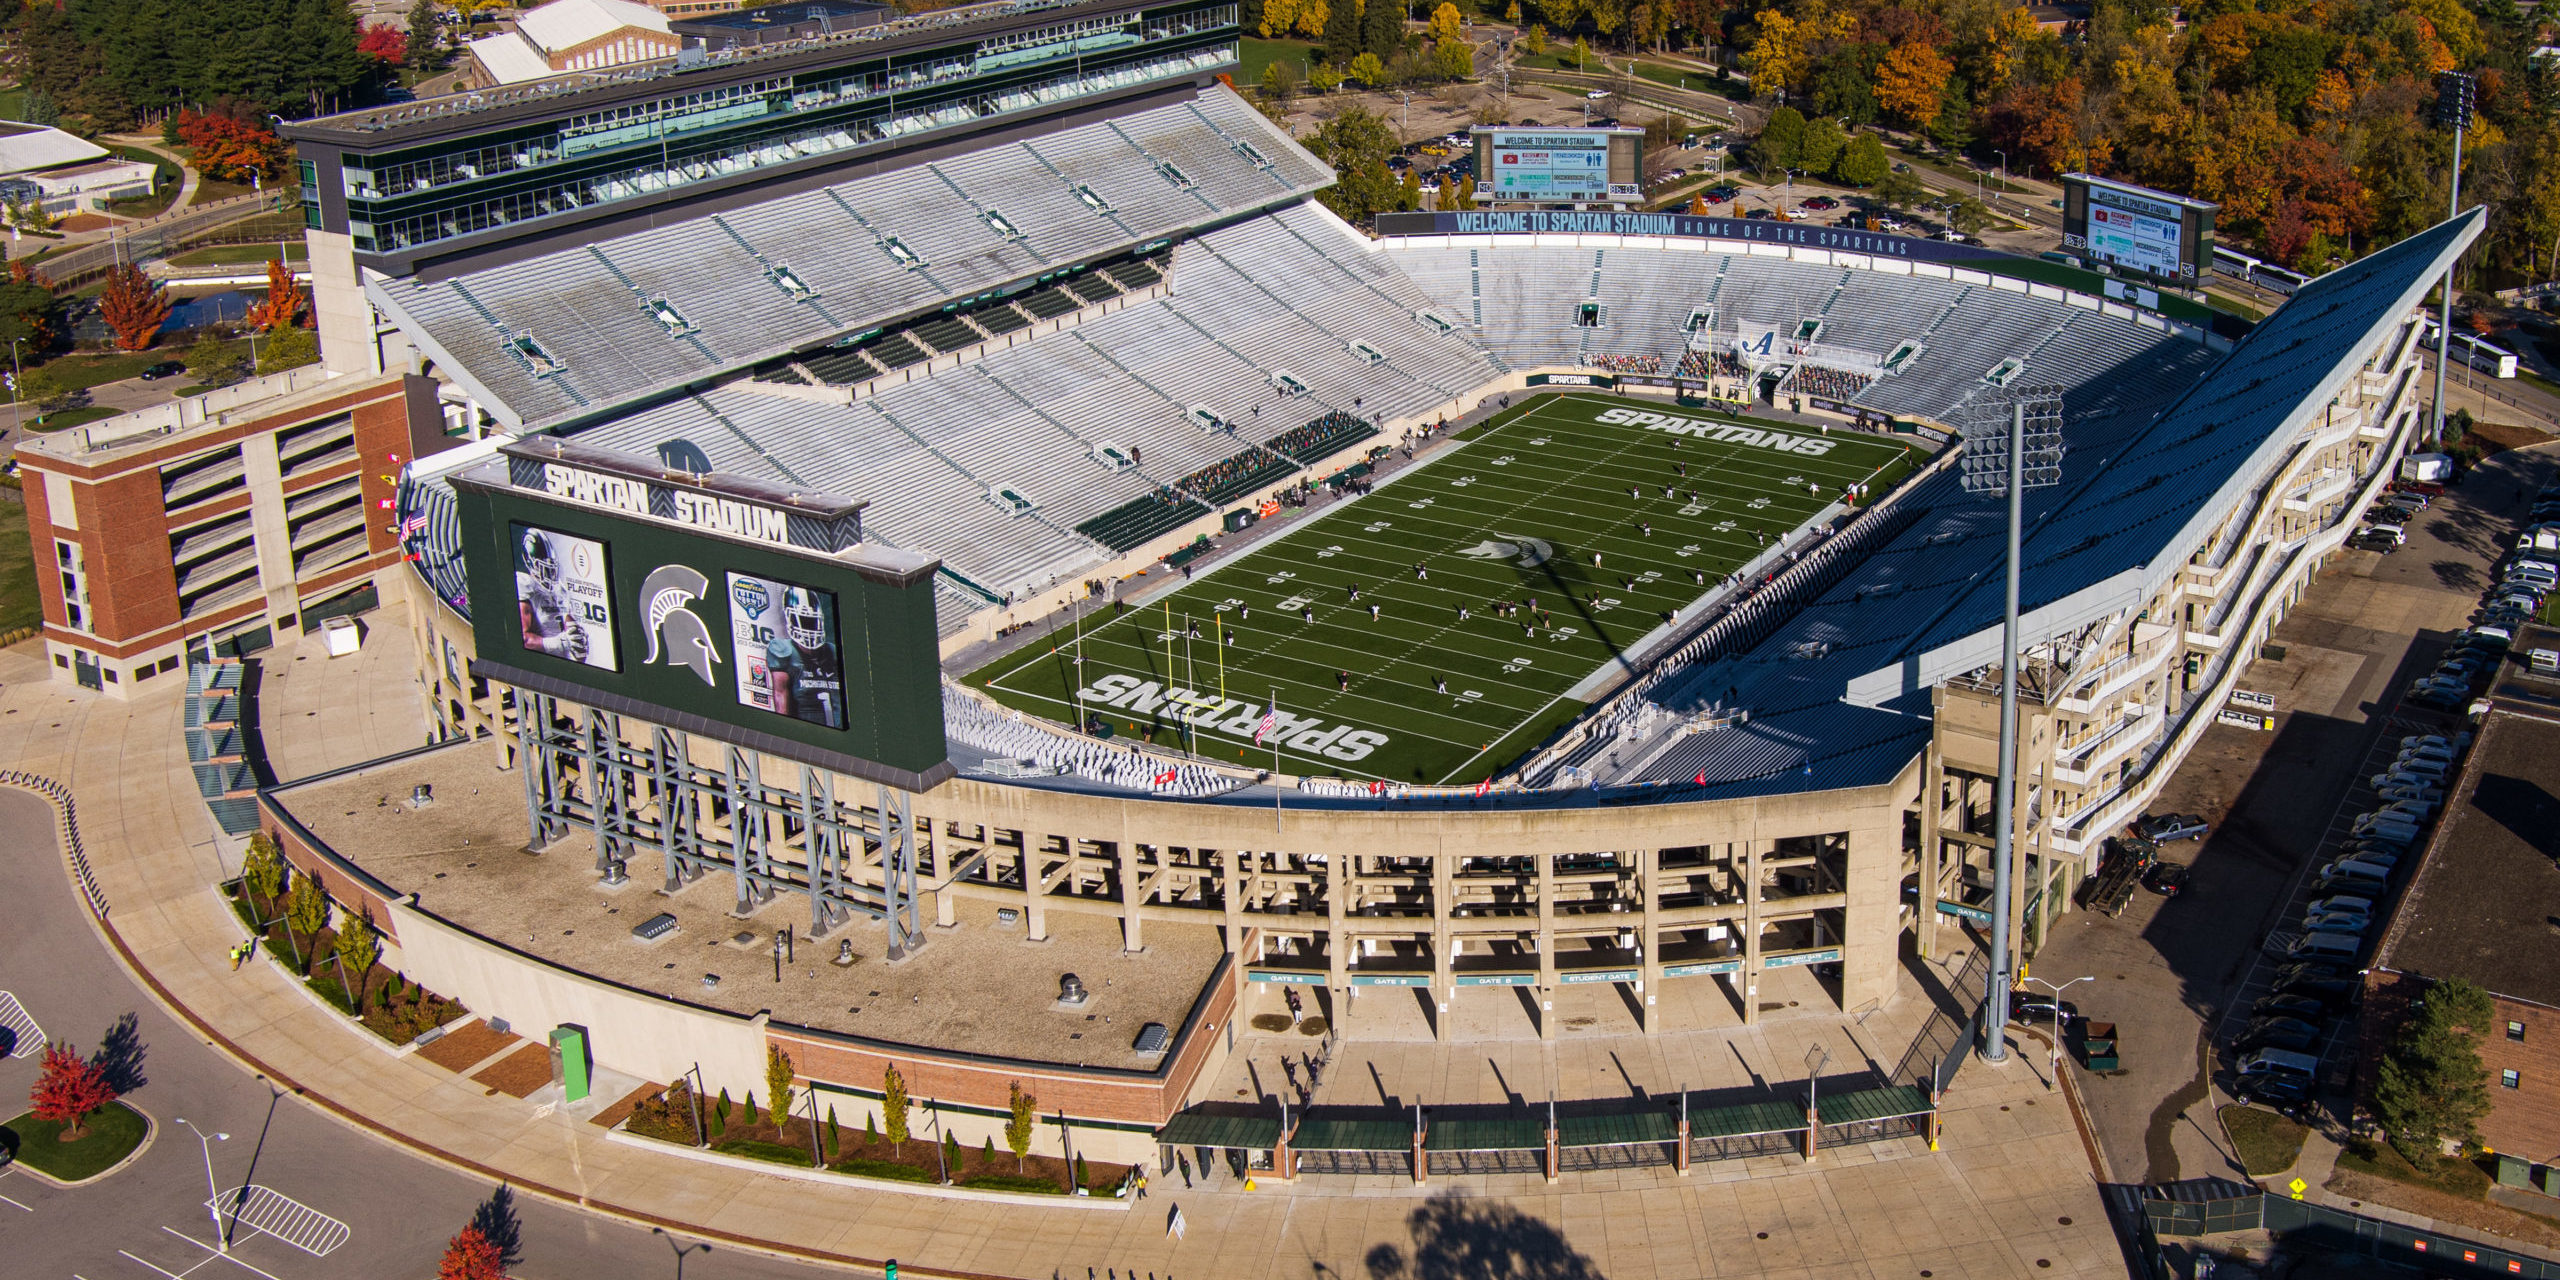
[2306, 894, 2374, 917]
[1586, 89, 1609, 100]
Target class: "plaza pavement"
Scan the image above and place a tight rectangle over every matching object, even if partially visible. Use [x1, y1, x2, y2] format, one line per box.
[0, 603, 2131, 1280]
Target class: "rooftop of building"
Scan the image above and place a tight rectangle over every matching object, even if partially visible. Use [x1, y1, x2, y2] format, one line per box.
[518, 0, 673, 51]
[467, 31, 562, 85]
[0, 121, 110, 177]
[2373, 700, 2560, 1010]
[675, 0, 893, 33]
[12, 367, 383, 471]
[268, 742, 1228, 1067]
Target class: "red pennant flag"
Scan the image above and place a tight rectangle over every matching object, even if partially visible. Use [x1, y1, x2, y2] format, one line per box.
[1694, 771, 1707, 786]
[1474, 778, 1492, 797]
[1153, 768, 1177, 786]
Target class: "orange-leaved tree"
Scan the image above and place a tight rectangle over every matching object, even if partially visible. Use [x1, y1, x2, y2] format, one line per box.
[99, 263, 172, 352]
[31, 1042, 117, 1140]
[1875, 43, 1953, 129]
[175, 110, 287, 183]
[437, 1224, 507, 1280]
[247, 258, 308, 332]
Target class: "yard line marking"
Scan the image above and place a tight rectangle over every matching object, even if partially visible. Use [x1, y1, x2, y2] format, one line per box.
[0, 990, 46, 1057]
[203, 1186, 348, 1258]
[162, 1228, 289, 1280]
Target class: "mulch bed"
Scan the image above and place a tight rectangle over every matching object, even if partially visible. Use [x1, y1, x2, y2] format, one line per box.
[472, 1043, 557, 1098]
[589, 1082, 662, 1130]
[416, 1019, 521, 1073]
[623, 1081, 1130, 1193]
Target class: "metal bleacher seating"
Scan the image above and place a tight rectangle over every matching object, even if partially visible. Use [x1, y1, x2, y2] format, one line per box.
[374, 85, 1327, 432]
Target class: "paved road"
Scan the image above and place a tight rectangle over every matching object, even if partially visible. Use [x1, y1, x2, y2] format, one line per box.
[0, 789, 863, 1280]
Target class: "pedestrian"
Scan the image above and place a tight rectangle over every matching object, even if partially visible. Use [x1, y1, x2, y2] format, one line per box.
[1348, 584, 1360, 601]
[1663, 486, 1676, 499]
[1239, 606, 1250, 621]
[1370, 603, 1381, 621]
[1337, 670, 1350, 691]
[1182, 564, 1192, 579]
[1640, 521, 1652, 537]
[1459, 605, 1470, 622]
[1435, 676, 1447, 694]
[1592, 551, 1604, 566]
[1303, 607, 1315, 624]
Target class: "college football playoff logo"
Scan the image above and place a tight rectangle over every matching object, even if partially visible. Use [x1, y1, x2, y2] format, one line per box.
[641, 564, 721, 686]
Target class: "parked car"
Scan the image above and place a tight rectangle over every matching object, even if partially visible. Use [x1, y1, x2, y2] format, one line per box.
[2140, 861, 2191, 896]
[2251, 993, 2331, 1023]
[2236, 1016, 2325, 1053]
[138, 360, 186, 381]
[2270, 975, 2359, 1010]
[2008, 995, 2080, 1025]
[2136, 813, 2211, 843]
[2234, 1072, 2313, 1106]
[2348, 532, 2401, 553]
[2302, 912, 2370, 935]
[1801, 196, 1839, 211]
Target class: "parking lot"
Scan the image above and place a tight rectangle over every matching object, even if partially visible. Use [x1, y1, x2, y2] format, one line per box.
[2026, 439, 2557, 1183]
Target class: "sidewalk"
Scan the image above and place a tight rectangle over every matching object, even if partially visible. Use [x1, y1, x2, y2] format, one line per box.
[0, 616, 2131, 1279]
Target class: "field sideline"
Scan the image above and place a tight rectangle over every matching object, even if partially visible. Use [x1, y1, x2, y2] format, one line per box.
[969, 393, 1924, 785]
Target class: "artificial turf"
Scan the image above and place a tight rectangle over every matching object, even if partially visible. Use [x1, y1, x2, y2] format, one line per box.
[968, 392, 1922, 785]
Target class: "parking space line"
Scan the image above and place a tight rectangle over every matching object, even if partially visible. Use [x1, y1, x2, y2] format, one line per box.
[164, 1227, 291, 1280]
[0, 990, 45, 1058]
[204, 1186, 348, 1258]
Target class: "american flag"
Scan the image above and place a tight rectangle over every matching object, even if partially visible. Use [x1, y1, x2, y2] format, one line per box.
[400, 513, 429, 538]
[1253, 705, 1278, 743]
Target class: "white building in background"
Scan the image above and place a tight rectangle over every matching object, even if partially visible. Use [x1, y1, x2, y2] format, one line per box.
[465, 0, 679, 87]
[0, 121, 156, 213]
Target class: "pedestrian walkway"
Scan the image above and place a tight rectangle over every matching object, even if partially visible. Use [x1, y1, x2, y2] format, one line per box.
[0, 615, 2131, 1279]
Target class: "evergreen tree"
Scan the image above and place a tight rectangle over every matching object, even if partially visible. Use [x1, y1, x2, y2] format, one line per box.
[2373, 977, 2496, 1154]
[1361, 0, 1403, 61]
[1322, 0, 1360, 70]
[405, 0, 443, 69]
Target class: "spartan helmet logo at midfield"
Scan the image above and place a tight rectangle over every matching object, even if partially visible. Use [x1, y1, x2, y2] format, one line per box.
[783, 586, 827, 652]
[641, 564, 721, 686]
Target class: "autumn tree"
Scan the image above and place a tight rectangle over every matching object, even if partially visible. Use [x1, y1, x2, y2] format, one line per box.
[1433, 38, 1475, 81]
[881, 1063, 910, 1153]
[1005, 1082, 1037, 1172]
[1876, 43, 1952, 128]
[766, 1045, 796, 1121]
[243, 831, 285, 902]
[1428, 2, 1462, 45]
[287, 871, 330, 954]
[336, 906, 380, 978]
[1521, 24, 1545, 56]
[1350, 51, 1387, 86]
[358, 22, 406, 63]
[31, 1042, 117, 1140]
[175, 111, 288, 184]
[437, 1223, 508, 1280]
[98, 264, 172, 353]
[247, 259, 309, 332]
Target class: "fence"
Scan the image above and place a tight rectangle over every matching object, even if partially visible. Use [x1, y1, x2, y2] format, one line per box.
[28, 193, 296, 288]
[2129, 1178, 2560, 1279]
[0, 769, 109, 918]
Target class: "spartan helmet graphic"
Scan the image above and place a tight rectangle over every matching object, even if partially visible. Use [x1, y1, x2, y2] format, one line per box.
[640, 564, 720, 686]
[783, 586, 826, 652]
[520, 528, 563, 587]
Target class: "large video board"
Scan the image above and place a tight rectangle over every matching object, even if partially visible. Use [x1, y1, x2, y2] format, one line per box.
[455, 438, 952, 789]
[1473, 127, 1643, 204]
[2061, 174, 2215, 284]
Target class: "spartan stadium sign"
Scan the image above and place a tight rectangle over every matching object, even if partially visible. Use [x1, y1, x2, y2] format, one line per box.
[1589, 406, 1839, 455]
[1076, 673, 1389, 762]
[501, 436, 866, 554]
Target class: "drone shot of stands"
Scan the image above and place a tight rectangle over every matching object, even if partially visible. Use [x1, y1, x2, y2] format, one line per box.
[972, 393, 1919, 783]
[14, 0, 2560, 1277]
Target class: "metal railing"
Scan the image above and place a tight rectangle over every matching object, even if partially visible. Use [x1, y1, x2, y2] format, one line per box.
[0, 770, 108, 918]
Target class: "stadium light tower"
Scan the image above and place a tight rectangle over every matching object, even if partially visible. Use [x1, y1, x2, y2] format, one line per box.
[2431, 70, 2475, 446]
[1957, 387, 2064, 1064]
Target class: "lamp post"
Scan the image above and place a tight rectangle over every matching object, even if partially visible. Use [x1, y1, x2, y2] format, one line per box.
[173, 1118, 232, 1252]
[2431, 70, 2475, 446]
[1993, 150, 2007, 205]
[2022, 974, 2095, 1087]
[651, 1228, 712, 1280]
[7, 336, 21, 438]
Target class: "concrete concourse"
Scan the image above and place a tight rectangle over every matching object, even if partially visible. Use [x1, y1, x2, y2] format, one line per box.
[0, 604, 2128, 1279]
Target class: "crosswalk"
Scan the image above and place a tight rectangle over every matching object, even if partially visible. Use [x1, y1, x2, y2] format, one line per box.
[205, 1187, 348, 1259]
[0, 990, 46, 1058]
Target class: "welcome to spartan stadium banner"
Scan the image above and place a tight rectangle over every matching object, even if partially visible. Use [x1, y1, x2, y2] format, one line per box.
[1375, 211, 2012, 265]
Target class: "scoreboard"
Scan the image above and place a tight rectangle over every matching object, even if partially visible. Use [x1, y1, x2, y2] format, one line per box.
[1472, 126, 1644, 205]
[2061, 174, 2216, 284]
[453, 436, 952, 790]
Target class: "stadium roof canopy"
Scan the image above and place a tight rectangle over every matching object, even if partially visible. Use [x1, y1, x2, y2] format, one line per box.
[369, 85, 1328, 434]
[1639, 208, 2486, 800]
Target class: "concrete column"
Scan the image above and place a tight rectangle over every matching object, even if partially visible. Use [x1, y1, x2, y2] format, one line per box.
[1535, 851, 1558, 1040]
[1840, 817, 1901, 1013]
[1741, 841, 1763, 1026]
[1326, 850, 1348, 1006]
[1919, 751, 1946, 958]
[1431, 848, 1453, 1038]
[1636, 848, 1660, 1034]
[1224, 847, 1245, 950]
[1024, 835, 1050, 942]
[1119, 841, 1144, 953]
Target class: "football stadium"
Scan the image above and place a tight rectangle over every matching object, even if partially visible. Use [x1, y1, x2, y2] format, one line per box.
[16, 0, 2479, 1171]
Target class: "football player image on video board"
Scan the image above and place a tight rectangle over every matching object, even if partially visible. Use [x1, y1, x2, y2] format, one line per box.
[728, 571, 845, 730]
[514, 525, 617, 670]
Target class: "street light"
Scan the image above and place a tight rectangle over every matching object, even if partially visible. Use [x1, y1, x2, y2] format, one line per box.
[172, 1118, 232, 1253]
[652, 1227, 712, 1279]
[2430, 70, 2476, 446]
[1993, 149, 2007, 204]
[2021, 974, 2096, 1087]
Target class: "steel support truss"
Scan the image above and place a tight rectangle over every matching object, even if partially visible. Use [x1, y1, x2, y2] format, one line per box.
[510, 698, 923, 941]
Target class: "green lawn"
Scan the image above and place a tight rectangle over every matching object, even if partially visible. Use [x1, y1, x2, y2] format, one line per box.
[1240, 38, 1318, 85]
[2335, 1137, 2495, 1199]
[2218, 1105, 2307, 1176]
[0, 491, 38, 634]
[4, 1102, 149, 1181]
[166, 243, 305, 268]
[26, 405, 121, 431]
[969, 393, 1919, 784]
[35, 339, 253, 395]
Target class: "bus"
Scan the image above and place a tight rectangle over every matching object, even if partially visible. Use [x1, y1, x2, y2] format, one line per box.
[2210, 245, 2309, 296]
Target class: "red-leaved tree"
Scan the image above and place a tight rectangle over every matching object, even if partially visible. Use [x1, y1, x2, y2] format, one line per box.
[246, 257, 308, 332]
[98, 263, 172, 352]
[31, 1042, 117, 1141]
[174, 110, 288, 183]
[359, 23, 407, 63]
[437, 1224, 507, 1280]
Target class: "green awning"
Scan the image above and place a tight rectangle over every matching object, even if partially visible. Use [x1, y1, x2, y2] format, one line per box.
[1558, 1110, 1678, 1148]
[1292, 1118, 1412, 1151]
[1424, 1116, 1544, 1151]
[1157, 1110, 1280, 1149]
[1689, 1100, 1805, 1139]
[1818, 1086, 1932, 1126]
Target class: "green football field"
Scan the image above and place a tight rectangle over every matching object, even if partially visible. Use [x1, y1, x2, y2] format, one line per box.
[968, 393, 1924, 785]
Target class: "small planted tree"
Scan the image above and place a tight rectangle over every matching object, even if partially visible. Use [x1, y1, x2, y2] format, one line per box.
[284, 871, 327, 970]
[98, 263, 171, 352]
[241, 831, 284, 904]
[1006, 1081, 1038, 1172]
[437, 1223, 507, 1280]
[881, 1064, 910, 1153]
[336, 906, 379, 981]
[742, 1090, 759, 1127]
[825, 1105, 841, 1161]
[31, 1042, 117, 1140]
[765, 1044, 795, 1121]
